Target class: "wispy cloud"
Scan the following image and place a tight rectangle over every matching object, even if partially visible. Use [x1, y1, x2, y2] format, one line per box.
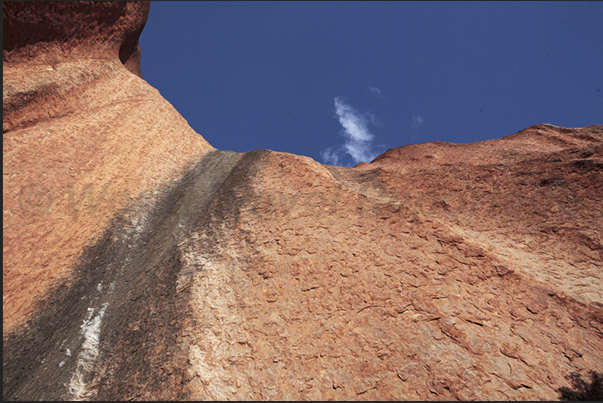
[368, 86, 385, 99]
[320, 148, 341, 166]
[410, 113, 424, 142]
[320, 97, 380, 167]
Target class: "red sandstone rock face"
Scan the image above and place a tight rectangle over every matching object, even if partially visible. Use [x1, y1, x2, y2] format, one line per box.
[3, 0, 212, 335]
[367, 124, 603, 306]
[3, 2, 603, 401]
[3, 1, 149, 76]
[172, 136, 602, 400]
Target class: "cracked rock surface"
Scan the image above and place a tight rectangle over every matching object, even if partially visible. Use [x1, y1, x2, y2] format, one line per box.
[3, 2, 603, 401]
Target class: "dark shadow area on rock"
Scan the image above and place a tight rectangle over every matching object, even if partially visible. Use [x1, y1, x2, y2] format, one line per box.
[2, 149, 262, 400]
[558, 371, 603, 401]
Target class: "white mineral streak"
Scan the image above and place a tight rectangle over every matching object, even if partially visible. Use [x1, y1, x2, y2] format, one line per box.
[67, 302, 109, 400]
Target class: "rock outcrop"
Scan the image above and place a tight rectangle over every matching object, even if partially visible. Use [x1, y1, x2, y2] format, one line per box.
[3, 0, 213, 336]
[3, 2, 602, 401]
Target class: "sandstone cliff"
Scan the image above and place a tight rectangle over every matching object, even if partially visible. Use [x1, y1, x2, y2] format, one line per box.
[3, 2, 602, 401]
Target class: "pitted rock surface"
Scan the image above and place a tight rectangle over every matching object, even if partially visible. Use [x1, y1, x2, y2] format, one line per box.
[3, 2, 602, 401]
[3, 0, 213, 334]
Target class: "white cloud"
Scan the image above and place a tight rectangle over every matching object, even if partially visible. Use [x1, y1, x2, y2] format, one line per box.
[320, 147, 340, 166]
[320, 97, 380, 166]
[334, 98, 375, 161]
[335, 97, 373, 143]
[368, 86, 384, 98]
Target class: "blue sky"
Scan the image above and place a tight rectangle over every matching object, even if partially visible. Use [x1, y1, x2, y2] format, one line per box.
[139, 1, 603, 167]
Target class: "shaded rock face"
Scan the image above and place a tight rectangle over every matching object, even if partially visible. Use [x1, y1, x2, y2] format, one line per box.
[3, 2, 603, 401]
[3, 1, 150, 76]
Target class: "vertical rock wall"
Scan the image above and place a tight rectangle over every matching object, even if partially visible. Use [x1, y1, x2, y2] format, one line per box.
[3, 2, 603, 401]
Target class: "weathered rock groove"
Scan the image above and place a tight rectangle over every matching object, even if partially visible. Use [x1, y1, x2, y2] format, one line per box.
[2, 149, 270, 400]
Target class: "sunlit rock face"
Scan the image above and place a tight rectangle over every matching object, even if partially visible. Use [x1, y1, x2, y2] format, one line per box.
[3, 2, 602, 401]
[3, 0, 213, 337]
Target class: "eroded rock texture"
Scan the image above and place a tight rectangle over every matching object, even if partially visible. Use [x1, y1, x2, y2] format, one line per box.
[3, 0, 213, 336]
[3, 2, 603, 401]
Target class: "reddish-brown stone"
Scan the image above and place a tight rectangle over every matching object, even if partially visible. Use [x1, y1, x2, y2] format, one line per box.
[3, 1, 150, 76]
[3, 0, 212, 337]
[3, 2, 602, 401]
